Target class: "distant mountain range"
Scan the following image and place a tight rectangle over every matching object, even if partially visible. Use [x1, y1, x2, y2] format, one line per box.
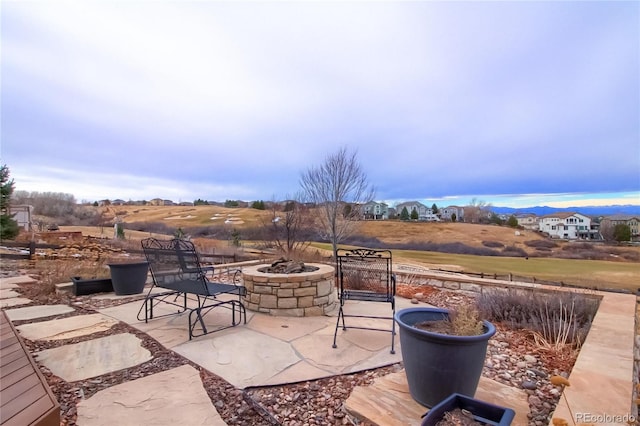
[491, 204, 640, 217]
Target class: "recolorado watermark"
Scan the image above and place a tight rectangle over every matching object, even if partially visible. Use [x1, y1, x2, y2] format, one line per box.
[575, 412, 636, 424]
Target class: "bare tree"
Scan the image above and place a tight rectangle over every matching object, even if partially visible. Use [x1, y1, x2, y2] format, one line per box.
[464, 198, 493, 223]
[300, 147, 375, 259]
[264, 194, 313, 259]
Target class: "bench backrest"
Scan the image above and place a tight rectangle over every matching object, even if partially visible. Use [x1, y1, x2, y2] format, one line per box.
[141, 238, 209, 294]
[336, 248, 394, 296]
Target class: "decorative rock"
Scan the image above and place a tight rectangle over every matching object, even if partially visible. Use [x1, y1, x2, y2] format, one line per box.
[524, 354, 537, 363]
[414, 292, 424, 300]
[411, 298, 419, 304]
[516, 361, 527, 369]
[522, 380, 538, 390]
[528, 395, 542, 407]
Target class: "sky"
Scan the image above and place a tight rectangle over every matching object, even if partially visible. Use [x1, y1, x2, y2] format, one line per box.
[2, 1, 639, 209]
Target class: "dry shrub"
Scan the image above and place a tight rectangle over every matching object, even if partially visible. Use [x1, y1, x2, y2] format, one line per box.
[482, 240, 504, 248]
[501, 245, 528, 257]
[478, 289, 598, 348]
[449, 304, 484, 336]
[37, 258, 110, 284]
[415, 304, 484, 336]
[524, 239, 558, 249]
[30, 258, 110, 298]
[344, 269, 377, 291]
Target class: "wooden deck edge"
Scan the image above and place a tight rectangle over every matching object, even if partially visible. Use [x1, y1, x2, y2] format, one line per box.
[1, 310, 60, 426]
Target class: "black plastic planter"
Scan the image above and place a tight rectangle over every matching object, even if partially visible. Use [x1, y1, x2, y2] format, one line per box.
[71, 277, 113, 296]
[421, 393, 515, 426]
[108, 261, 149, 295]
[395, 307, 496, 408]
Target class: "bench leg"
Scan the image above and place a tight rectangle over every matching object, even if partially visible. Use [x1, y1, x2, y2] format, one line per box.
[332, 306, 346, 349]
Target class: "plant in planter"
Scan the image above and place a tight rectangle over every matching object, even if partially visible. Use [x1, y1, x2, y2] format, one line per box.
[394, 305, 497, 409]
[420, 393, 516, 426]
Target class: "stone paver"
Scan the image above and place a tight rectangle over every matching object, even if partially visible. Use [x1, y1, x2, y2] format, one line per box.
[173, 328, 300, 388]
[0, 288, 21, 299]
[0, 275, 37, 287]
[4, 304, 74, 321]
[345, 370, 530, 426]
[35, 333, 152, 382]
[16, 314, 118, 341]
[76, 364, 226, 426]
[1, 297, 32, 308]
[246, 313, 329, 342]
[550, 290, 635, 425]
[293, 330, 377, 372]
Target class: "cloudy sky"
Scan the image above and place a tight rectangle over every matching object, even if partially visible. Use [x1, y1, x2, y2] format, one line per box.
[2, 1, 639, 208]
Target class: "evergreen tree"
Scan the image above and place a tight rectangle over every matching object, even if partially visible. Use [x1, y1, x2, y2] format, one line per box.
[0, 165, 19, 240]
[400, 206, 409, 221]
[507, 215, 519, 228]
[613, 224, 631, 242]
[431, 203, 438, 214]
[343, 203, 352, 218]
[410, 208, 419, 220]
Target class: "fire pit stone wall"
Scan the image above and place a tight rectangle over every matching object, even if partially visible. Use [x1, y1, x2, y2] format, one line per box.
[242, 263, 336, 317]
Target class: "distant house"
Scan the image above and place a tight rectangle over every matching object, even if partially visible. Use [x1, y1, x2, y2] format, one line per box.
[111, 199, 126, 206]
[538, 212, 598, 240]
[600, 215, 640, 241]
[440, 206, 464, 222]
[362, 201, 389, 220]
[516, 214, 539, 230]
[394, 201, 441, 221]
[149, 198, 164, 206]
[9, 205, 33, 231]
[178, 201, 195, 206]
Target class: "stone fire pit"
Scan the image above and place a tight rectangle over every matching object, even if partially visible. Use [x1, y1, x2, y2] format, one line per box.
[242, 262, 336, 317]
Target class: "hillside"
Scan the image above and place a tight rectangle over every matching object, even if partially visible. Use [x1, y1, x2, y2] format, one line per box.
[353, 220, 544, 249]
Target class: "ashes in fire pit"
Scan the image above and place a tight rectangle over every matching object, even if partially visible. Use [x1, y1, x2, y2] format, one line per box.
[258, 258, 319, 274]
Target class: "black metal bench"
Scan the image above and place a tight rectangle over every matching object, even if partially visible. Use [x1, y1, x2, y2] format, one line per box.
[332, 248, 396, 354]
[137, 238, 247, 340]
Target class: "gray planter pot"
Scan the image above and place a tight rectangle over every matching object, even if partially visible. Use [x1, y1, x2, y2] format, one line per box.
[395, 307, 496, 408]
[421, 393, 515, 426]
[108, 261, 149, 295]
[71, 277, 113, 296]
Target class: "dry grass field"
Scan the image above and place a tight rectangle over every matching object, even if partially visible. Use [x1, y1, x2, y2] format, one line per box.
[53, 205, 639, 292]
[100, 205, 546, 249]
[107, 205, 270, 228]
[354, 220, 547, 247]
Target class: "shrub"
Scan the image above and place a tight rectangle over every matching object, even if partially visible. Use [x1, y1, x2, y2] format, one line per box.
[500, 246, 528, 257]
[478, 289, 599, 348]
[482, 240, 504, 248]
[393, 241, 500, 256]
[524, 239, 558, 249]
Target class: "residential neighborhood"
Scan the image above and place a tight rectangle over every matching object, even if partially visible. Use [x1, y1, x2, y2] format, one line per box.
[358, 200, 639, 242]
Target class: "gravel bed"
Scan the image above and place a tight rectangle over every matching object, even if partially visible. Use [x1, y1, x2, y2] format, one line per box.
[3, 261, 578, 425]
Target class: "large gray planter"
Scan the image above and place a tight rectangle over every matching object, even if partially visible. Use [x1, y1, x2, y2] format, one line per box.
[108, 261, 149, 295]
[395, 307, 496, 408]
